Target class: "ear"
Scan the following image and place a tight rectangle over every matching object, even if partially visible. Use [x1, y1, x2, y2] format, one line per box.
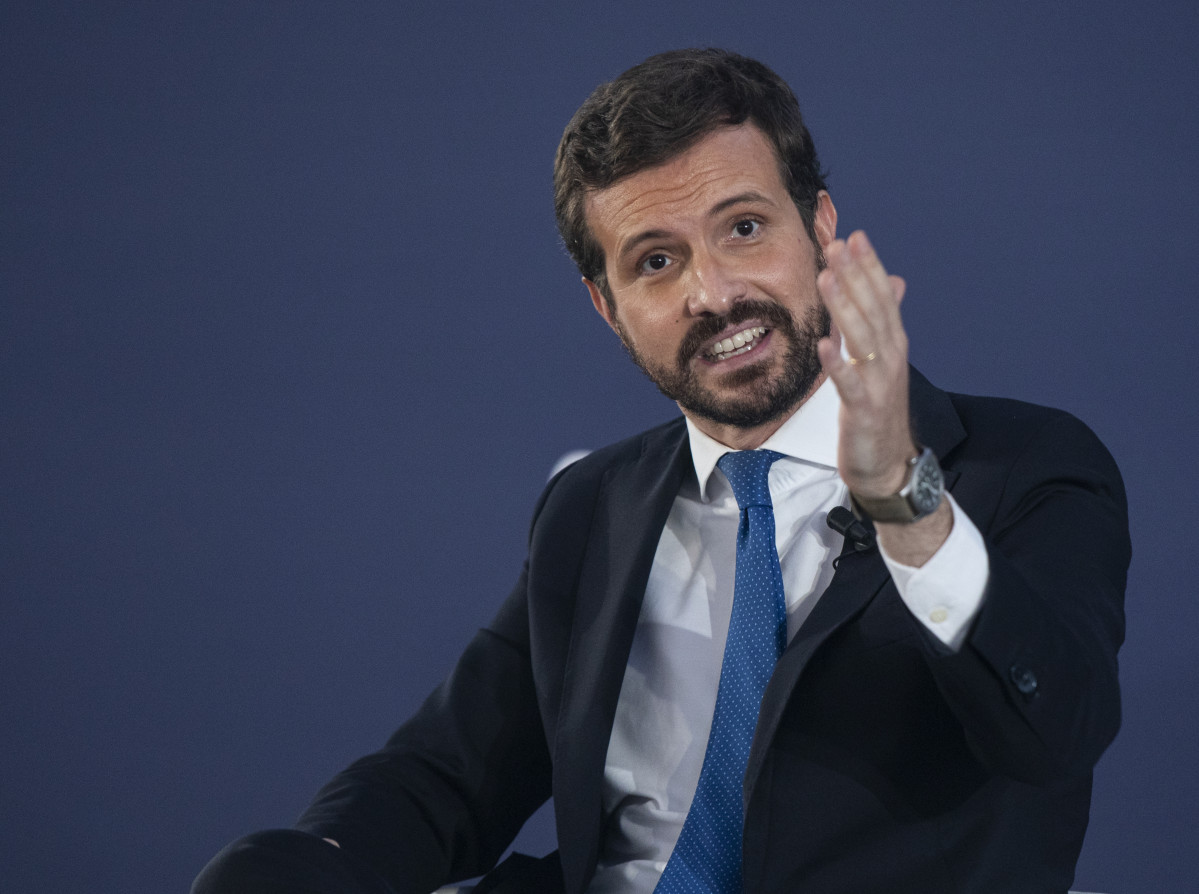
[584, 277, 620, 334]
[813, 190, 837, 250]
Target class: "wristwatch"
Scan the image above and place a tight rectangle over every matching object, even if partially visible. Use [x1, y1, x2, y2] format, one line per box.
[849, 446, 944, 523]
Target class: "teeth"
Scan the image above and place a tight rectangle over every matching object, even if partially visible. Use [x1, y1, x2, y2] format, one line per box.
[709, 326, 767, 361]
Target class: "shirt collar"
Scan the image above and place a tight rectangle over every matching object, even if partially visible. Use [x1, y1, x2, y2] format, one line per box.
[685, 376, 841, 502]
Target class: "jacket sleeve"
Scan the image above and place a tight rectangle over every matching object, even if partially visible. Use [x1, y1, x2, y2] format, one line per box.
[293, 474, 568, 893]
[928, 409, 1130, 784]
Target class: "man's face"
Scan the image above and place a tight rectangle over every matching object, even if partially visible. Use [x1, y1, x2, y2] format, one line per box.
[583, 125, 837, 434]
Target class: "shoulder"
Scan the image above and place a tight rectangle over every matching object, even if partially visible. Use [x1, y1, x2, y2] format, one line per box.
[909, 369, 1125, 530]
[543, 417, 687, 495]
[523, 416, 689, 538]
[944, 391, 1119, 476]
[938, 390, 1127, 539]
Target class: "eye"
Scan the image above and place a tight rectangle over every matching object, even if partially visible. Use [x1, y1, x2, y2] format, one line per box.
[732, 219, 760, 238]
[640, 253, 672, 274]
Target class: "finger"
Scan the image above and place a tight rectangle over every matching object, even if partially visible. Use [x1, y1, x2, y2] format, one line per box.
[818, 262, 871, 359]
[847, 231, 894, 297]
[888, 274, 906, 304]
[845, 231, 903, 329]
[820, 244, 885, 363]
[827, 241, 892, 357]
[818, 336, 869, 405]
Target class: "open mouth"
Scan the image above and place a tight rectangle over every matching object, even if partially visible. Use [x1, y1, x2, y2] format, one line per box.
[705, 326, 768, 362]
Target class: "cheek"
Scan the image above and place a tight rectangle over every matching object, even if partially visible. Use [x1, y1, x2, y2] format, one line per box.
[762, 247, 818, 298]
[751, 257, 801, 296]
[614, 282, 691, 346]
[628, 302, 682, 334]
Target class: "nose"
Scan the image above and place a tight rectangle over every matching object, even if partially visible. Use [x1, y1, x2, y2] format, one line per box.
[685, 246, 745, 317]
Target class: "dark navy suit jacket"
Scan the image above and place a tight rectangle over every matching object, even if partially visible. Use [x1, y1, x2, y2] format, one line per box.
[296, 369, 1130, 894]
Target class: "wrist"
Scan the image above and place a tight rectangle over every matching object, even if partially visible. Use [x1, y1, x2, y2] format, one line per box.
[852, 449, 918, 499]
[849, 445, 944, 524]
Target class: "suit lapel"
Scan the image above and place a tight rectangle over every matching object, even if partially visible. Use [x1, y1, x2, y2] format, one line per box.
[744, 368, 967, 798]
[552, 420, 692, 894]
[907, 366, 967, 461]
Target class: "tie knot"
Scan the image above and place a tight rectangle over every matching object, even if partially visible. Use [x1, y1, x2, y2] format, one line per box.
[716, 449, 784, 509]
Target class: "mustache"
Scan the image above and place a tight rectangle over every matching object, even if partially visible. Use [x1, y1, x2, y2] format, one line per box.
[676, 300, 796, 366]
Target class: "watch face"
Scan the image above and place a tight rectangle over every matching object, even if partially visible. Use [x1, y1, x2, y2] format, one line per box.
[911, 454, 944, 514]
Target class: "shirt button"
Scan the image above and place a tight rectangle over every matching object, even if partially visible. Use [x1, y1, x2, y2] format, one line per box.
[929, 607, 949, 624]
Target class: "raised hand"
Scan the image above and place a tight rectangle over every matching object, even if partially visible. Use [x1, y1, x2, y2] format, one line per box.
[816, 230, 951, 564]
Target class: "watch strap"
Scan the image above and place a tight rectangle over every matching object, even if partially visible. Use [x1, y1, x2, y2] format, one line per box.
[848, 446, 944, 524]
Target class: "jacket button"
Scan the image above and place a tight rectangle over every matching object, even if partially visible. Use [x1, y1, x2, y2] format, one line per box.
[1009, 664, 1038, 697]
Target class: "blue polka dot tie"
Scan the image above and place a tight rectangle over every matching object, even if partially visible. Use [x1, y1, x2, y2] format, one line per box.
[654, 449, 787, 894]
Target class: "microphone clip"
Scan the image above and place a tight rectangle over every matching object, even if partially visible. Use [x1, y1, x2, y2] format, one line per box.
[826, 505, 876, 554]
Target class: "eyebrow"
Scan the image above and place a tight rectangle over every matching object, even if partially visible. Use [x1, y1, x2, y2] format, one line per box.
[615, 191, 778, 264]
[709, 190, 775, 216]
[616, 228, 672, 265]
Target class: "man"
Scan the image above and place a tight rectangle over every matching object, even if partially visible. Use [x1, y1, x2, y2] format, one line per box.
[195, 49, 1128, 894]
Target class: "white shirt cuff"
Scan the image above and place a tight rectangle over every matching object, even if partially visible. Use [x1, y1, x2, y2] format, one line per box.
[878, 491, 989, 651]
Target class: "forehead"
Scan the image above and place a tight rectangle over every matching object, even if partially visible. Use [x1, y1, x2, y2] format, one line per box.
[583, 125, 789, 248]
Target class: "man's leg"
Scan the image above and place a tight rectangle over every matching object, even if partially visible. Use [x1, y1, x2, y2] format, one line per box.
[192, 829, 396, 894]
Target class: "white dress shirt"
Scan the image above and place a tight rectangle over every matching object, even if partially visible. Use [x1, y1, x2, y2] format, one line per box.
[585, 378, 989, 894]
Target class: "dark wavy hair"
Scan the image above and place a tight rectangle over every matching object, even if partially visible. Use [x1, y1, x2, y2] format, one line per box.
[553, 48, 828, 302]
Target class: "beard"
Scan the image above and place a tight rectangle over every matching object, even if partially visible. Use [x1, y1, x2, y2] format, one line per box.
[614, 297, 831, 430]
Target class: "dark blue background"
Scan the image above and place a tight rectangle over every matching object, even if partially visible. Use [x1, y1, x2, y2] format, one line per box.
[3, 2, 1196, 891]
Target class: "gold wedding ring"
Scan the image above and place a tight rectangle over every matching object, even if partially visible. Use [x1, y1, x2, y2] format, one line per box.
[847, 351, 878, 365]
